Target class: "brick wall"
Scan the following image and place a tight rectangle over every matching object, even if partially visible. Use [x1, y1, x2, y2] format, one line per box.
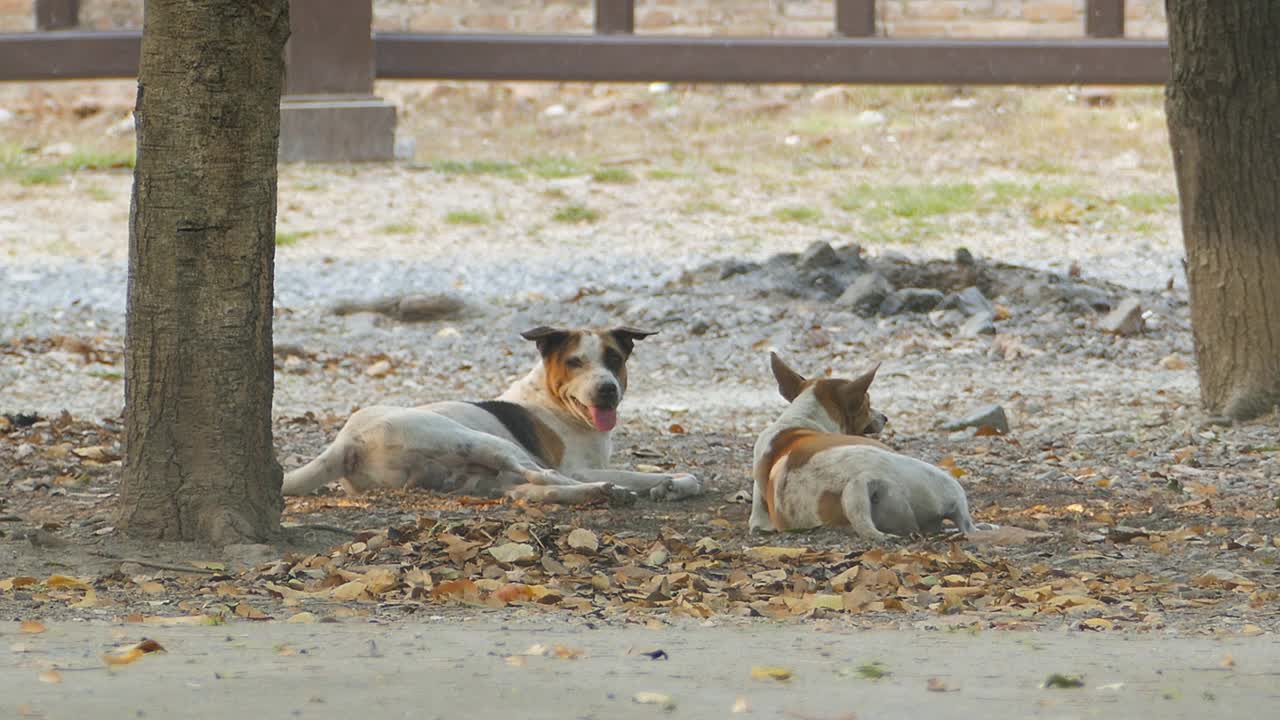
[3, 0, 1167, 38]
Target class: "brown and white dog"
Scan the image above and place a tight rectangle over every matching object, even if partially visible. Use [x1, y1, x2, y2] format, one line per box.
[750, 352, 985, 540]
[282, 326, 702, 505]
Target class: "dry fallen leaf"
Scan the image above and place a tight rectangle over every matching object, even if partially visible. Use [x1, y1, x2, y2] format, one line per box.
[1080, 618, 1113, 631]
[286, 612, 318, 624]
[38, 669, 62, 684]
[19, 620, 47, 634]
[1220, 654, 1235, 669]
[566, 528, 599, 553]
[731, 696, 750, 713]
[926, 677, 954, 692]
[751, 665, 793, 681]
[104, 638, 166, 666]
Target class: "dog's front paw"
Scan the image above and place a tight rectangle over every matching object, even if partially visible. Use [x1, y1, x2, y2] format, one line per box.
[650, 473, 702, 502]
[973, 522, 1001, 531]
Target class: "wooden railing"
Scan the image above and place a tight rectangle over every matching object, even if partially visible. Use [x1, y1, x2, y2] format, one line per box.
[3, 0, 1168, 85]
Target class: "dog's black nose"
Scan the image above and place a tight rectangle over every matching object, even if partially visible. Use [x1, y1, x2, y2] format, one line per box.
[595, 383, 620, 408]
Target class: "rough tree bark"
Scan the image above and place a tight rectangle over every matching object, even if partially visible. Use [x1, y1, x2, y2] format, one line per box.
[1165, 1, 1280, 421]
[117, 0, 290, 543]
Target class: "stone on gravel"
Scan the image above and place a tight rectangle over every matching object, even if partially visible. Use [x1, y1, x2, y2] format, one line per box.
[718, 260, 759, 280]
[880, 288, 945, 316]
[954, 247, 976, 266]
[959, 311, 997, 337]
[1100, 297, 1145, 336]
[942, 404, 1010, 434]
[798, 240, 840, 270]
[942, 286, 995, 317]
[837, 272, 894, 315]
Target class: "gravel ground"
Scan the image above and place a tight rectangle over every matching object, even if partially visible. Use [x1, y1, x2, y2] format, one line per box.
[2, 81, 1277, 637]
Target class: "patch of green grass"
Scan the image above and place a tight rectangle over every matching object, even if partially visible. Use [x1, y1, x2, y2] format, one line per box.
[855, 662, 891, 680]
[274, 230, 314, 247]
[64, 148, 134, 171]
[88, 369, 123, 381]
[525, 156, 583, 179]
[1115, 191, 1177, 214]
[553, 204, 599, 223]
[591, 167, 637, 184]
[710, 163, 737, 175]
[430, 159, 523, 179]
[646, 168, 686, 180]
[773, 205, 823, 224]
[379, 222, 417, 235]
[837, 183, 978, 218]
[444, 210, 490, 225]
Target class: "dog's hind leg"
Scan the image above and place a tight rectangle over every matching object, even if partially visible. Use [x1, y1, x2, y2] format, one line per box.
[839, 480, 889, 541]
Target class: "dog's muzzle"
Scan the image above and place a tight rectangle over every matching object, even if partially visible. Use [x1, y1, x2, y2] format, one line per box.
[864, 410, 888, 434]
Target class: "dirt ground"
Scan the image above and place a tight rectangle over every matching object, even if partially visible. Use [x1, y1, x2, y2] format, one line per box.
[1, 80, 1278, 639]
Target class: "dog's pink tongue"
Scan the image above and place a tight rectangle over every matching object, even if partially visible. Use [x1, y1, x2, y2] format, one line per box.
[589, 406, 618, 432]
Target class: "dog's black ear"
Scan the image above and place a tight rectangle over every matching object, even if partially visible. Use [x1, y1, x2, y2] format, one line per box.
[847, 362, 881, 396]
[770, 351, 807, 403]
[521, 326, 573, 357]
[608, 327, 657, 356]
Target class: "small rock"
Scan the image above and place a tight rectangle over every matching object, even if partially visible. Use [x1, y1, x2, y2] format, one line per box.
[954, 247, 975, 266]
[1058, 283, 1113, 312]
[40, 141, 74, 158]
[542, 104, 568, 118]
[489, 542, 538, 564]
[942, 404, 1010, 434]
[855, 110, 886, 126]
[689, 319, 711, 336]
[1159, 353, 1190, 370]
[959, 311, 996, 337]
[0, 108, 14, 125]
[15, 443, 35, 461]
[364, 359, 393, 378]
[797, 240, 840, 270]
[71, 97, 102, 119]
[880, 288, 945, 316]
[283, 356, 309, 374]
[929, 309, 967, 329]
[718, 260, 760, 280]
[941, 286, 994, 317]
[1100, 297, 1144, 336]
[837, 272, 894, 315]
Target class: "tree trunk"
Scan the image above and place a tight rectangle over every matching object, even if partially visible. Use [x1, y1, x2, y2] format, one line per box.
[1165, 1, 1280, 421]
[118, 0, 289, 543]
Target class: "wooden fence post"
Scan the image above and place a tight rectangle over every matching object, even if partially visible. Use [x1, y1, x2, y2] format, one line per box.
[34, 0, 79, 30]
[1086, 0, 1126, 38]
[279, 0, 397, 162]
[595, 0, 635, 35]
[835, 0, 876, 37]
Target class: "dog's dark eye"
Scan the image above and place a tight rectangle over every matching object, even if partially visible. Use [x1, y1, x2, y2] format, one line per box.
[604, 350, 623, 372]
[565, 357, 584, 369]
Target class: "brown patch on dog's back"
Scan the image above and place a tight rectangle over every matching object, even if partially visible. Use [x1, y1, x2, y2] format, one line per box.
[757, 428, 889, 528]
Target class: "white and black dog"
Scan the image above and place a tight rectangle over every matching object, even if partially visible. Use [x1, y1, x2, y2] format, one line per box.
[282, 327, 703, 505]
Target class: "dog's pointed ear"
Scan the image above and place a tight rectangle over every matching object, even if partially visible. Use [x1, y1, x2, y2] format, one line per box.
[847, 362, 881, 397]
[521, 326, 572, 357]
[770, 351, 807, 403]
[608, 327, 657, 356]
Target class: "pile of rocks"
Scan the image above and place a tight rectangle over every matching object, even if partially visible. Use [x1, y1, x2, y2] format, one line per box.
[681, 239, 1159, 339]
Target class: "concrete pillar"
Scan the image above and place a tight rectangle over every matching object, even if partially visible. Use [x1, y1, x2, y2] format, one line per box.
[279, 0, 397, 162]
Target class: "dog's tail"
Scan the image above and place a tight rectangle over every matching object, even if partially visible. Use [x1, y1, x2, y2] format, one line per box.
[282, 443, 349, 496]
